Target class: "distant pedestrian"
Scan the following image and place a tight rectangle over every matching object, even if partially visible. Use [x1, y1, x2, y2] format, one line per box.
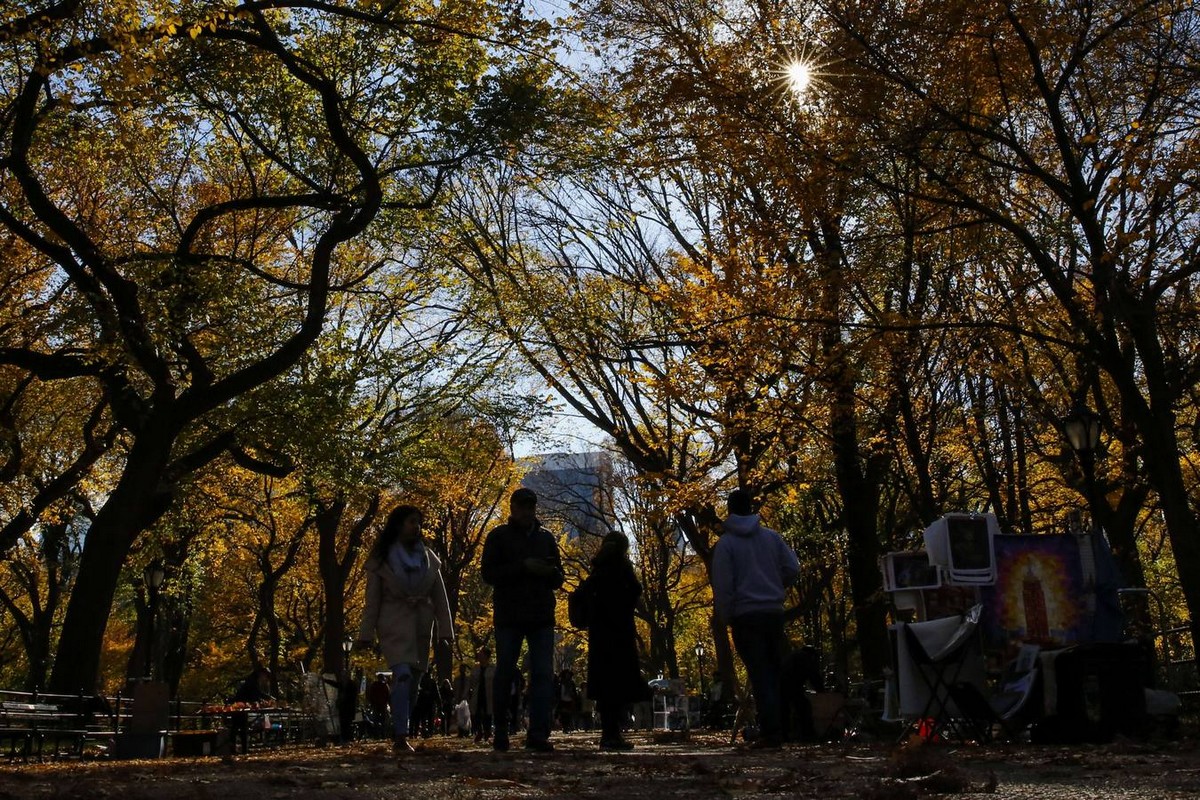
[356, 505, 454, 754]
[580, 531, 651, 750]
[454, 663, 470, 705]
[413, 670, 440, 737]
[366, 673, 391, 738]
[470, 647, 496, 743]
[711, 489, 799, 748]
[227, 666, 272, 754]
[780, 645, 824, 742]
[555, 669, 579, 732]
[481, 488, 564, 752]
[439, 677, 455, 735]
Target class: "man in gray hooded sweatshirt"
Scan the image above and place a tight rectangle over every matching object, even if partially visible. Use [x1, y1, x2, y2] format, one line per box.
[711, 489, 800, 748]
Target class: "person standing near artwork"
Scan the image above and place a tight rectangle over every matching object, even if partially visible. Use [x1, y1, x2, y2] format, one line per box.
[481, 488, 564, 752]
[356, 505, 454, 754]
[227, 665, 272, 754]
[711, 489, 800, 748]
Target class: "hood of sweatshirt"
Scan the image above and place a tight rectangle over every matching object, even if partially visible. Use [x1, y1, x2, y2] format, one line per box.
[723, 513, 762, 537]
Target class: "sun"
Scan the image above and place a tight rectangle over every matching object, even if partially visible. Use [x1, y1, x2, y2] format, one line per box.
[772, 50, 829, 106]
[784, 60, 813, 98]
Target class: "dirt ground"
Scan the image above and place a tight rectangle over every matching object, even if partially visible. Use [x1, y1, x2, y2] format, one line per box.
[3, 731, 1199, 800]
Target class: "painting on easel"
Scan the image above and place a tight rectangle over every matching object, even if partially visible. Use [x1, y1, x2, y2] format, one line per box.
[981, 534, 1088, 652]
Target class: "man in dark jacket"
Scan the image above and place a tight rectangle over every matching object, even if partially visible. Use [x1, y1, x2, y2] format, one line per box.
[481, 487, 564, 752]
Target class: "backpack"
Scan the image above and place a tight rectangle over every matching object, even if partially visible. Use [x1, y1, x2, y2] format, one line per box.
[567, 578, 594, 630]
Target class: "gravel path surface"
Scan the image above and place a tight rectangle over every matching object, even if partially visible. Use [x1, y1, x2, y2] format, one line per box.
[2, 731, 1197, 799]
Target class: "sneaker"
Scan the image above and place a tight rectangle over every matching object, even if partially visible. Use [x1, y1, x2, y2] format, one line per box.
[492, 735, 510, 752]
[524, 738, 555, 753]
[599, 738, 634, 751]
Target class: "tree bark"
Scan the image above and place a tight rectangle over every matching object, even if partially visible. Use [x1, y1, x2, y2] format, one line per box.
[318, 493, 376, 676]
[49, 433, 174, 694]
[815, 220, 889, 680]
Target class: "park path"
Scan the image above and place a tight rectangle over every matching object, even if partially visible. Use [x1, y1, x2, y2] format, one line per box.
[1, 731, 1198, 799]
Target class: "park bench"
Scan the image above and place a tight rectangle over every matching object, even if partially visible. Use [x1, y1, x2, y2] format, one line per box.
[0, 695, 101, 761]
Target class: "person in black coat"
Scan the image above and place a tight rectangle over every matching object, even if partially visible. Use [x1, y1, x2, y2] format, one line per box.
[583, 531, 651, 750]
[227, 666, 272, 754]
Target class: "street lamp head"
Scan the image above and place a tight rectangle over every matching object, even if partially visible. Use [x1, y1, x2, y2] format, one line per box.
[1064, 403, 1102, 454]
[694, 644, 705, 659]
[146, 563, 165, 590]
[342, 637, 354, 654]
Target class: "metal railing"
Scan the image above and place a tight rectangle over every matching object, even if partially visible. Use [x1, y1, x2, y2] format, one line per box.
[0, 687, 321, 761]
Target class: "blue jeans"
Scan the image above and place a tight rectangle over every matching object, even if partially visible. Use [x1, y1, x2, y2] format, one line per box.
[389, 663, 419, 739]
[493, 625, 554, 742]
[730, 611, 786, 742]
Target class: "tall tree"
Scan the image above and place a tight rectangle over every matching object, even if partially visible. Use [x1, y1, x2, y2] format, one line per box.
[826, 0, 1200, 651]
[1, 1, 559, 693]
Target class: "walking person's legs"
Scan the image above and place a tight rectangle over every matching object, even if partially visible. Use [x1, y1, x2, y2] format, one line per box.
[492, 628, 523, 750]
[389, 664, 415, 751]
[597, 700, 633, 749]
[524, 625, 555, 747]
[730, 612, 786, 746]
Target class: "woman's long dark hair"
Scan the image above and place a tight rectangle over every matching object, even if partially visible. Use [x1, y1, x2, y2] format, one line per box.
[591, 531, 630, 568]
[371, 505, 422, 562]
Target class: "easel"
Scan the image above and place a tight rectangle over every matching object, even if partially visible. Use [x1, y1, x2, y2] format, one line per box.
[728, 682, 756, 744]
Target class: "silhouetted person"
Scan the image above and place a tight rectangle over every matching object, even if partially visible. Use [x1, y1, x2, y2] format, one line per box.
[228, 666, 272, 754]
[413, 670, 440, 737]
[555, 669, 579, 732]
[481, 488, 563, 752]
[366, 673, 392, 738]
[470, 648, 496, 743]
[581, 532, 652, 750]
[440, 677, 455, 736]
[780, 645, 824, 741]
[711, 489, 799, 748]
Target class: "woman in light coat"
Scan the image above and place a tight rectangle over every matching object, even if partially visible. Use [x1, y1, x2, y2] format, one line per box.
[356, 505, 453, 753]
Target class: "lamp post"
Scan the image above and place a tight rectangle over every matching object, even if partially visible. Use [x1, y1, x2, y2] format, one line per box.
[144, 563, 165, 680]
[694, 644, 707, 696]
[342, 637, 354, 676]
[1063, 402, 1102, 532]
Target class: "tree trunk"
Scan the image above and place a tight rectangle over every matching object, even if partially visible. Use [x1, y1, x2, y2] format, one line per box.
[318, 498, 349, 675]
[816, 222, 889, 681]
[1138, 414, 1200, 670]
[125, 590, 151, 683]
[162, 596, 191, 698]
[318, 493, 376, 676]
[24, 634, 48, 694]
[49, 430, 175, 694]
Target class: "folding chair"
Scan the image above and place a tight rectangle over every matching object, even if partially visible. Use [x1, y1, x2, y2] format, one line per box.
[896, 604, 990, 742]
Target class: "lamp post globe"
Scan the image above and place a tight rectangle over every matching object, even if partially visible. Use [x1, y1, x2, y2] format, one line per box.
[1064, 402, 1102, 454]
[1063, 401, 1103, 534]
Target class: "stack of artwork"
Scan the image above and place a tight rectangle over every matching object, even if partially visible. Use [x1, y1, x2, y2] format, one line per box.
[882, 515, 1097, 652]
